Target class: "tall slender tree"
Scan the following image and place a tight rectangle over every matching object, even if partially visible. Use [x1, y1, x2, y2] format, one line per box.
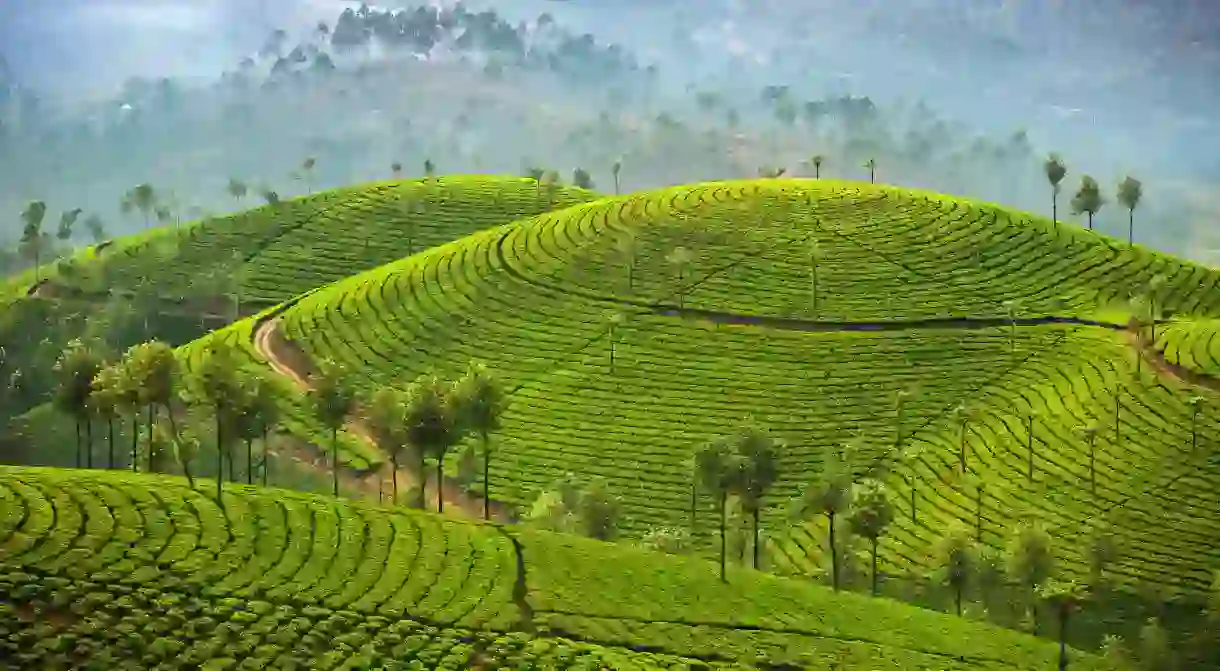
[605, 311, 626, 373]
[949, 403, 975, 472]
[611, 158, 622, 195]
[404, 374, 460, 512]
[617, 231, 640, 292]
[452, 361, 506, 520]
[696, 436, 743, 582]
[19, 200, 47, 283]
[1070, 175, 1105, 231]
[365, 387, 409, 503]
[53, 340, 103, 469]
[847, 478, 894, 595]
[56, 208, 82, 243]
[391, 162, 403, 179]
[1116, 176, 1143, 244]
[810, 154, 825, 178]
[934, 520, 976, 616]
[1037, 579, 1088, 671]
[226, 178, 248, 208]
[90, 365, 124, 469]
[733, 422, 778, 569]
[309, 360, 356, 498]
[1076, 424, 1099, 496]
[794, 445, 855, 590]
[301, 156, 317, 194]
[195, 343, 243, 501]
[121, 184, 158, 229]
[668, 246, 694, 309]
[1006, 521, 1056, 633]
[1044, 154, 1068, 225]
[864, 158, 877, 184]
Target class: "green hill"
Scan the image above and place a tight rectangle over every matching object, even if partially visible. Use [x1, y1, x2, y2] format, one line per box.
[0, 466, 1104, 669]
[177, 178, 1220, 602]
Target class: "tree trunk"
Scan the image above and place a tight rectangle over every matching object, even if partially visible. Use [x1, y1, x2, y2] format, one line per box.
[246, 438, 253, 485]
[718, 490, 727, 583]
[146, 404, 154, 470]
[436, 449, 445, 513]
[131, 413, 140, 472]
[74, 420, 82, 469]
[261, 427, 269, 487]
[1087, 212, 1094, 230]
[418, 451, 427, 509]
[107, 418, 115, 469]
[183, 458, 194, 489]
[482, 431, 491, 520]
[215, 414, 224, 502]
[955, 585, 963, 616]
[85, 417, 93, 469]
[332, 428, 339, 498]
[391, 451, 399, 504]
[1089, 437, 1096, 496]
[1051, 191, 1057, 225]
[828, 511, 839, 591]
[751, 506, 761, 569]
[1128, 210, 1134, 244]
[870, 537, 879, 596]
[613, 173, 620, 195]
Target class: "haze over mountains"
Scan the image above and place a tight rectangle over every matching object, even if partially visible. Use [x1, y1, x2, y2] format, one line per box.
[1, 0, 1218, 262]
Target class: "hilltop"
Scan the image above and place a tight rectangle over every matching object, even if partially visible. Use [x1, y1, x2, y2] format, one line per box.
[0, 465, 1103, 670]
[177, 178, 1220, 607]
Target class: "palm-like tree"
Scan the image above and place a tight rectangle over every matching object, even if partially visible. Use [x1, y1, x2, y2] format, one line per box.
[1037, 579, 1088, 671]
[810, 155, 825, 178]
[452, 361, 505, 520]
[1070, 175, 1105, 230]
[404, 374, 461, 512]
[611, 158, 622, 195]
[53, 341, 103, 469]
[391, 162, 403, 179]
[308, 360, 355, 498]
[864, 158, 877, 184]
[1044, 154, 1068, 225]
[83, 214, 107, 244]
[847, 478, 894, 595]
[56, 208, 82, 243]
[733, 422, 778, 569]
[20, 200, 47, 282]
[226, 178, 248, 207]
[90, 366, 124, 468]
[667, 246, 695, 309]
[301, 156, 317, 194]
[424, 159, 435, 180]
[696, 436, 743, 582]
[949, 403, 975, 472]
[794, 445, 854, 590]
[1116, 176, 1143, 244]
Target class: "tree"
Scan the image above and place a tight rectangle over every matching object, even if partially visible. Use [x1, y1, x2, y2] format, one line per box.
[1137, 618, 1172, 671]
[248, 373, 279, 486]
[793, 445, 854, 590]
[604, 311, 626, 373]
[864, 158, 877, 184]
[1070, 175, 1105, 231]
[121, 183, 157, 229]
[365, 387, 409, 503]
[611, 158, 622, 195]
[667, 246, 694, 309]
[1074, 424, 1100, 496]
[424, 158, 435, 179]
[1145, 274, 1167, 341]
[1085, 524, 1120, 592]
[114, 354, 144, 472]
[807, 240, 822, 315]
[404, 374, 460, 512]
[1037, 579, 1088, 671]
[301, 156, 317, 194]
[810, 154, 825, 178]
[933, 520, 976, 616]
[308, 360, 356, 498]
[83, 214, 107, 243]
[847, 478, 894, 595]
[1186, 395, 1205, 453]
[617, 231, 640, 292]
[572, 167, 594, 189]
[949, 403, 975, 472]
[195, 343, 243, 501]
[56, 208, 82, 243]
[1006, 521, 1055, 632]
[53, 340, 103, 469]
[452, 361, 505, 520]
[20, 200, 47, 283]
[1116, 176, 1143, 244]
[894, 388, 914, 447]
[260, 188, 280, 206]
[542, 170, 561, 205]
[577, 478, 622, 540]
[90, 365, 124, 468]
[733, 422, 778, 569]
[130, 341, 180, 440]
[171, 425, 200, 489]
[226, 178, 248, 207]
[391, 162, 402, 179]
[1044, 154, 1068, 225]
[696, 436, 743, 582]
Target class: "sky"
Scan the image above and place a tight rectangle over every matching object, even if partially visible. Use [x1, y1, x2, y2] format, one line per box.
[1, 0, 1218, 258]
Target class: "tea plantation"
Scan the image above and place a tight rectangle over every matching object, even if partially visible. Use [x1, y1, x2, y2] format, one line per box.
[0, 466, 1103, 669]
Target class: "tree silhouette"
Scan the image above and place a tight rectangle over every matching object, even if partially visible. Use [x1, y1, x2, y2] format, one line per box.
[1070, 175, 1105, 231]
[301, 156, 317, 194]
[1044, 154, 1068, 225]
[309, 360, 356, 498]
[933, 520, 976, 615]
[667, 246, 694, 309]
[847, 478, 894, 595]
[19, 200, 47, 283]
[424, 158, 435, 180]
[572, 167, 594, 189]
[404, 374, 460, 512]
[121, 184, 157, 229]
[226, 178, 248, 207]
[696, 436, 743, 582]
[611, 158, 622, 195]
[1076, 424, 1099, 496]
[864, 158, 877, 183]
[733, 422, 778, 569]
[53, 340, 102, 469]
[83, 214, 107, 244]
[114, 354, 144, 472]
[1186, 395, 1205, 454]
[452, 361, 505, 520]
[56, 208, 82, 243]
[949, 403, 975, 472]
[1116, 176, 1143, 244]
[365, 386, 409, 504]
[90, 365, 124, 468]
[391, 162, 402, 179]
[195, 344, 243, 501]
[794, 444, 854, 590]
[810, 154, 825, 178]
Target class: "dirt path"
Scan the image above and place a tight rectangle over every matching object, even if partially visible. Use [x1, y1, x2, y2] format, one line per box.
[252, 317, 512, 522]
[1127, 328, 1220, 396]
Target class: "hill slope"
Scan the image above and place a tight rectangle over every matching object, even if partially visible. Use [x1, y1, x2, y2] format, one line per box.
[0, 466, 1104, 669]
[180, 178, 1220, 601]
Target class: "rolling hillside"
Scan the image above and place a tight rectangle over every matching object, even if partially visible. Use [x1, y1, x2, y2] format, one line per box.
[177, 178, 1220, 602]
[0, 466, 1105, 669]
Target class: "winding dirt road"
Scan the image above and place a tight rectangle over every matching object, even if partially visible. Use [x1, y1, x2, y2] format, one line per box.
[252, 316, 511, 522]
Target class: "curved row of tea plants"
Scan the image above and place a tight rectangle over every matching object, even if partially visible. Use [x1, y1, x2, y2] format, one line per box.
[0, 466, 1104, 669]
[1154, 318, 1220, 377]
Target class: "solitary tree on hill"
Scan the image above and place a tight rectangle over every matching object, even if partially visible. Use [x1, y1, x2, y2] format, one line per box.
[301, 156, 317, 194]
[53, 341, 103, 469]
[260, 188, 280, 206]
[848, 478, 894, 595]
[1044, 154, 1068, 225]
[424, 159, 435, 180]
[810, 154, 825, 178]
[542, 170, 561, 205]
[391, 162, 402, 179]
[404, 374, 461, 512]
[696, 436, 743, 582]
[611, 158, 622, 195]
[1070, 175, 1105, 230]
[309, 360, 356, 498]
[794, 445, 854, 590]
[864, 158, 877, 184]
[57, 208, 82, 243]
[19, 200, 47, 283]
[1006, 521, 1056, 634]
[733, 422, 778, 569]
[1116, 176, 1143, 244]
[226, 178, 248, 206]
[572, 167, 594, 189]
[1186, 395, 1205, 453]
[452, 361, 505, 520]
[248, 373, 279, 486]
[1037, 579, 1088, 671]
[934, 520, 976, 616]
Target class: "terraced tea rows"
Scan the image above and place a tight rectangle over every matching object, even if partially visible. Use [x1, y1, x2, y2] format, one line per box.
[0, 467, 1105, 669]
[259, 179, 1220, 596]
[1155, 318, 1220, 377]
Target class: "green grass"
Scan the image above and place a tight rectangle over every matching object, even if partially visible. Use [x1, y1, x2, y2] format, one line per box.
[202, 178, 1220, 599]
[0, 466, 1105, 669]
